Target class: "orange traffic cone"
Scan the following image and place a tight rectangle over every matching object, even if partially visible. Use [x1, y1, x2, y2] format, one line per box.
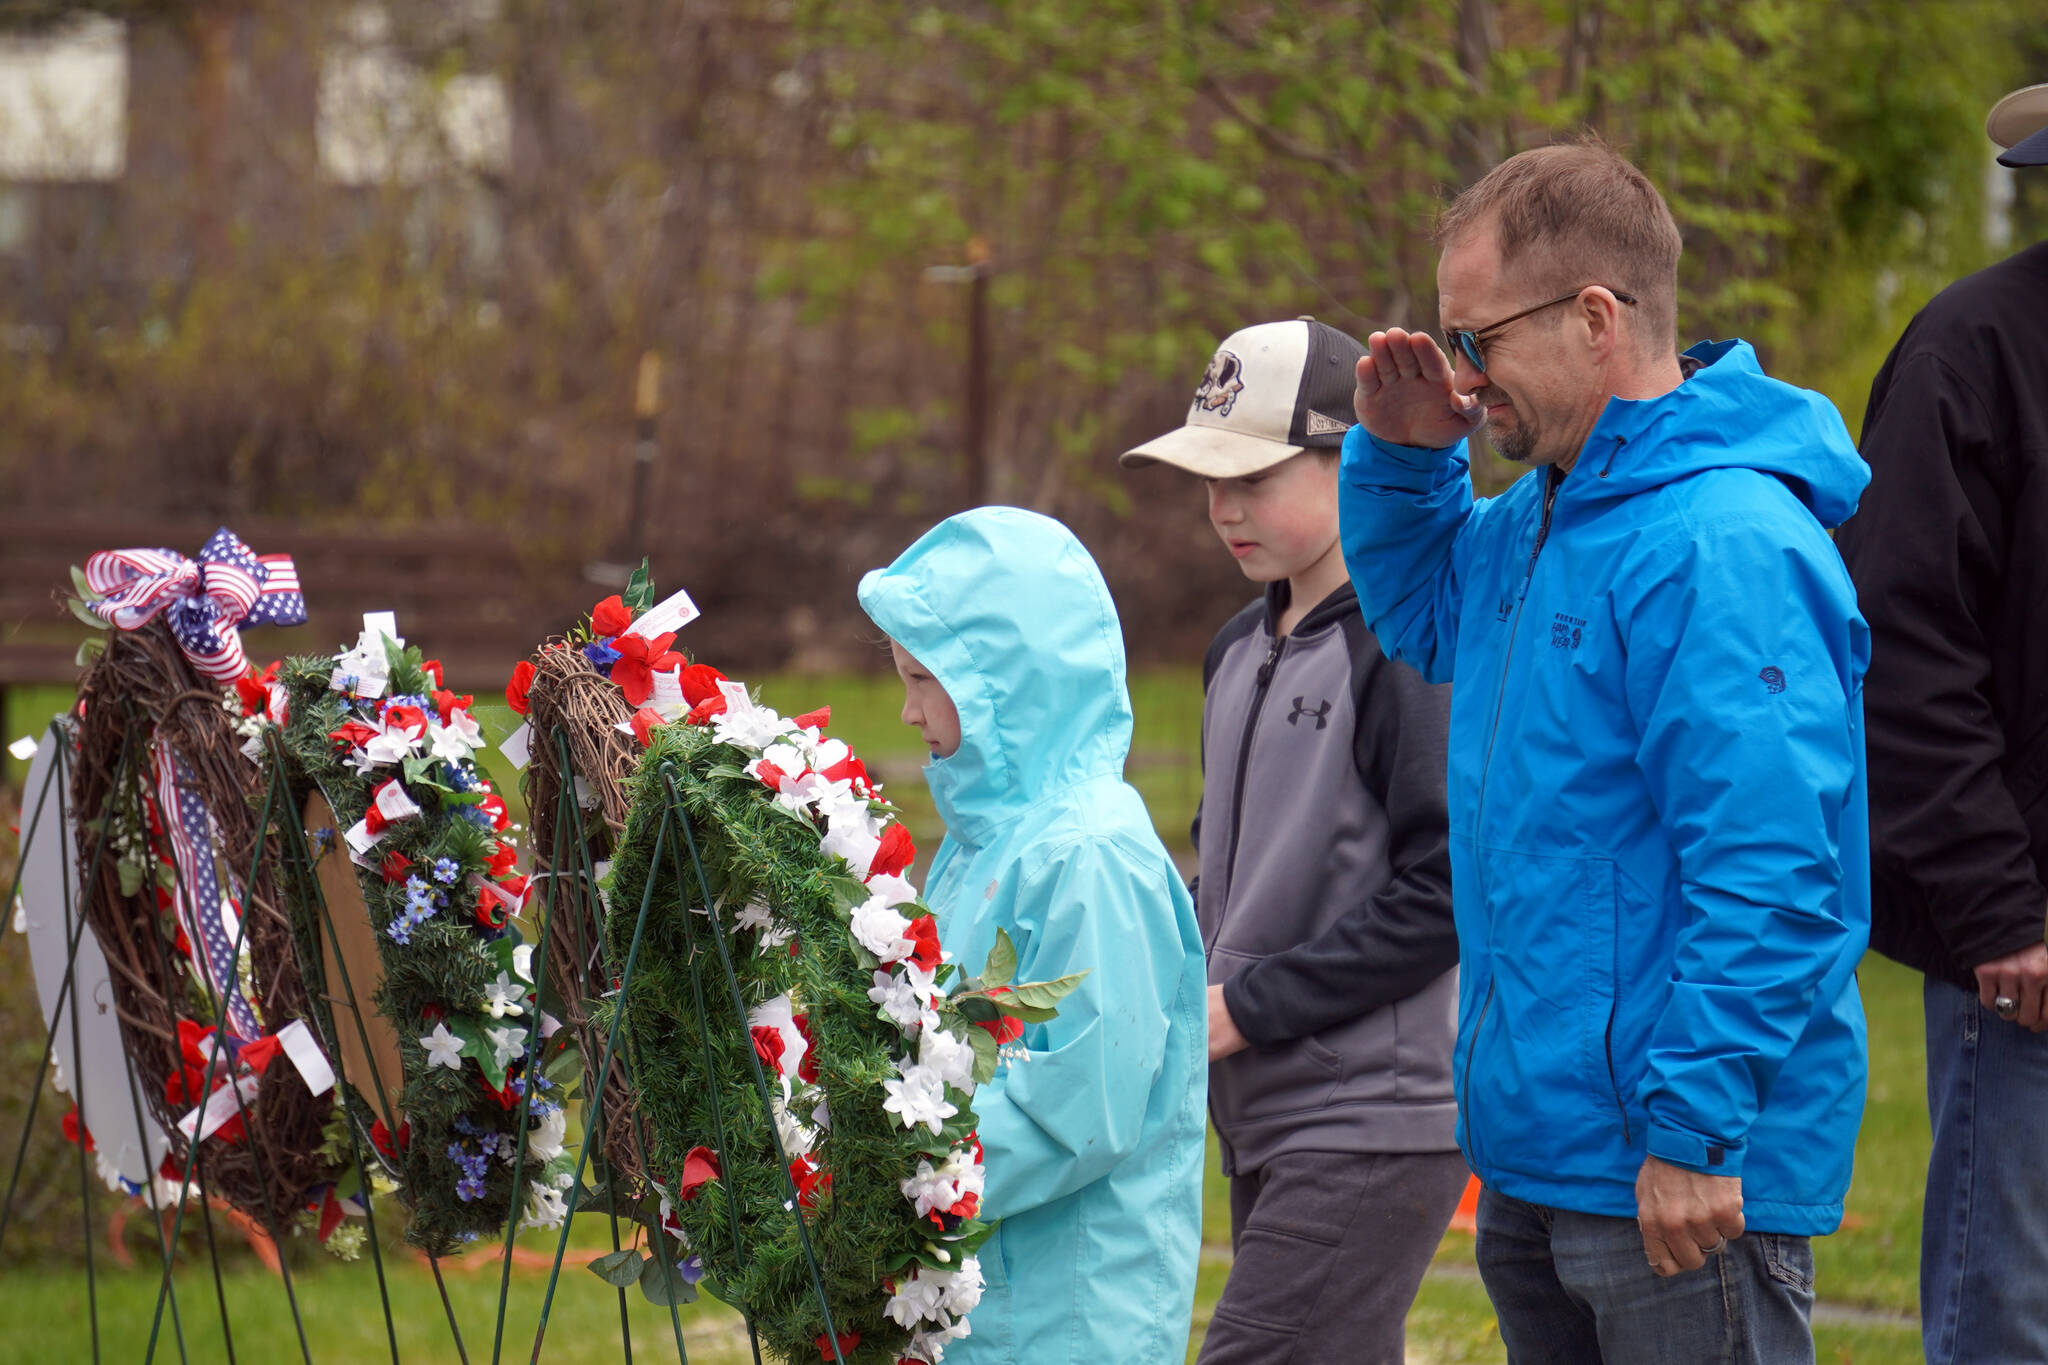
[1448, 1174, 1482, 1233]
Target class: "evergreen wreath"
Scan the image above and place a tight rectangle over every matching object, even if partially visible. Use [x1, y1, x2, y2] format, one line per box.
[274, 617, 577, 1254]
[599, 680, 1082, 1365]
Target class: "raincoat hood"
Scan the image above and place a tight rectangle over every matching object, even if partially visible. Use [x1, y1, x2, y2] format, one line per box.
[1579, 340, 1870, 528]
[858, 507, 1133, 845]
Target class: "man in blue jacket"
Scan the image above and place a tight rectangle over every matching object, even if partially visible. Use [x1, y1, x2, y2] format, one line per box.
[1339, 136, 1870, 1362]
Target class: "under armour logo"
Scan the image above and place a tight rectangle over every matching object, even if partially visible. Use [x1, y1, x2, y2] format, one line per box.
[1288, 697, 1331, 730]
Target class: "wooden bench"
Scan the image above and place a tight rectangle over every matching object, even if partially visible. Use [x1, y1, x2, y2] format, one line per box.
[0, 517, 589, 699]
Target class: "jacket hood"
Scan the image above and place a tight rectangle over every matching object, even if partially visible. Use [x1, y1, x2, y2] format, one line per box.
[857, 507, 1132, 843]
[1577, 340, 1869, 528]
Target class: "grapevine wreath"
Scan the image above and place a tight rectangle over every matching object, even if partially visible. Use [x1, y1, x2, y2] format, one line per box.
[63, 533, 355, 1248]
[598, 674, 1082, 1364]
[275, 615, 576, 1253]
[503, 565, 694, 1189]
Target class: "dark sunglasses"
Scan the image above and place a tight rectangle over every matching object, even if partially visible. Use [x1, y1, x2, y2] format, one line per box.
[1445, 287, 1637, 373]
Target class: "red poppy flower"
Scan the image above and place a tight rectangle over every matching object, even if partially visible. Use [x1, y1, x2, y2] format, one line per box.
[506, 660, 537, 716]
[480, 1073, 522, 1109]
[432, 688, 473, 723]
[685, 695, 727, 726]
[947, 1191, 980, 1220]
[382, 704, 428, 738]
[790, 1154, 832, 1210]
[869, 824, 916, 879]
[610, 632, 682, 706]
[631, 707, 664, 749]
[369, 1117, 404, 1158]
[420, 659, 445, 688]
[379, 850, 413, 884]
[678, 664, 727, 707]
[815, 1332, 860, 1359]
[478, 794, 511, 832]
[677, 1146, 720, 1201]
[752, 759, 790, 791]
[474, 893, 508, 931]
[903, 914, 942, 973]
[160, 1153, 183, 1183]
[234, 671, 269, 718]
[751, 1025, 786, 1072]
[62, 1107, 94, 1153]
[488, 841, 518, 877]
[793, 706, 831, 731]
[590, 595, 633, 638]
[172, 923, 192, 958]
[329, 719, 379, 753]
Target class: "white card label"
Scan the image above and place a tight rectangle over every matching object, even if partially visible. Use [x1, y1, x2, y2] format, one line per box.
[344, 818, 384, 856]
[499, 720, 532, 770]
[8, 734, 38, 761]
[276, 1019, 335, 1096]
[625, 588, 700, 640]
[363, 611, 400, 646]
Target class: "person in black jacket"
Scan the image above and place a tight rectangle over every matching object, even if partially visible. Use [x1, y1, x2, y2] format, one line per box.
[1121, 318, 1464, 1365]
[1832, 81, 2048, 1365]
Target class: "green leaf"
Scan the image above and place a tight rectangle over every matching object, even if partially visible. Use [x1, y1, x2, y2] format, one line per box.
[1006, 971, 1089, 1011]
[402, 757, 453, 792]
[954, 995, 1000, 1023]
[638, 1255, 698, 1307]
[75, 636, 105, 668]
[981, 927, 1017, 988]
[624, 558, 656, 615]
[117, 858, 144, 898]
[69, 564, 94, 601]
[67, 595, 110, 630]
[588, 1248, 647, 1288]
[968, 1026, 997, 1085]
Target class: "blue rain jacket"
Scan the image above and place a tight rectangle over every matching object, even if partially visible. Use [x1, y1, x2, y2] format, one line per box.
[1339, 341, 1871, 1234]
[858, 507, 1208, 1364]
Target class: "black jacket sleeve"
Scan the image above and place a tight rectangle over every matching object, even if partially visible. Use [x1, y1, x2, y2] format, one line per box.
[1838, 350, 2046, 972]
[1222, 637, 1458, 1046]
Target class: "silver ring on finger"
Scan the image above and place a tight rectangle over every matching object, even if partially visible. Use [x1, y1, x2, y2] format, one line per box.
[1702, 1236, 1727, 1254]
[1996, 995, 2020, 1020]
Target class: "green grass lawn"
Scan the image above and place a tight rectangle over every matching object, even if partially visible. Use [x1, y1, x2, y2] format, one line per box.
[4, 669, 1928, 1362]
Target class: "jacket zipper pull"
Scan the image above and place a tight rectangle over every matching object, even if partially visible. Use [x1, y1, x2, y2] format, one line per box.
[1256, 642, 1280, 687]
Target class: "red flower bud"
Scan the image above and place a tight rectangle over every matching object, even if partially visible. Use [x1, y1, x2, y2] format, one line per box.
[506, 661, 537, 716]
[590, 595, 633, 638]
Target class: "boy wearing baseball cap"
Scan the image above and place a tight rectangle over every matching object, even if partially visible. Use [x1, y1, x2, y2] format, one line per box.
[1122, 319, 1465, 1364]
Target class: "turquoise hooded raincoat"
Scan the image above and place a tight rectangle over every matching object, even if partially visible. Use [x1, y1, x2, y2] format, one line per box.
[858, 507, 1208, 1365]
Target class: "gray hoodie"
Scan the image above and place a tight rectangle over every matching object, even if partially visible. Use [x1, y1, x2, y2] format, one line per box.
[1197, 580, 1459, 1174]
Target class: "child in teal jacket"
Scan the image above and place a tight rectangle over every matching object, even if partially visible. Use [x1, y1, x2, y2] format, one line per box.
[859, 506, 1208, 1365]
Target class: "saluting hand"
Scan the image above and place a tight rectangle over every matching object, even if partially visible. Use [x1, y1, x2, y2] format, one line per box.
[1353, 329, 1485, 452]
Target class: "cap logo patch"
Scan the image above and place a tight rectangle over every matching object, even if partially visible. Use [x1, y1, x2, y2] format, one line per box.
[1194, 349, 1245, 417]
[1303, 410, 1351, 437]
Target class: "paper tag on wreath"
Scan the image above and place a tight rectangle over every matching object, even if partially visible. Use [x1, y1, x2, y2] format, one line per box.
[625, 589, 699, 640]
[277, 1019, 336, 1096]
[499, 721, 532, 770]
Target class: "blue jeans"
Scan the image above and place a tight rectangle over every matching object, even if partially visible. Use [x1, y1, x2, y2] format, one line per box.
[1475, 1187, 1815, 1364]
[1922, 975, 2048, 1364]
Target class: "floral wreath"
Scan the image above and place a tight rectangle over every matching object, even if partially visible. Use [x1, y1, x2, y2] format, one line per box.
[599, 674, 1082, 1364]
[274, 615, 577, 1253]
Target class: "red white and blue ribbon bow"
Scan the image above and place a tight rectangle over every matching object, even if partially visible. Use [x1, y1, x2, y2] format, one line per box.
[84, 527, 306, 683]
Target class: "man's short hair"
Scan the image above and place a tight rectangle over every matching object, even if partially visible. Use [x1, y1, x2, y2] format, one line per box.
[1435, 135, 1682, 352]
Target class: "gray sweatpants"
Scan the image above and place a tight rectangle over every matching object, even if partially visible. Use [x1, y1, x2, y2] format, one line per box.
[1197, 1149, 1470, 1365]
